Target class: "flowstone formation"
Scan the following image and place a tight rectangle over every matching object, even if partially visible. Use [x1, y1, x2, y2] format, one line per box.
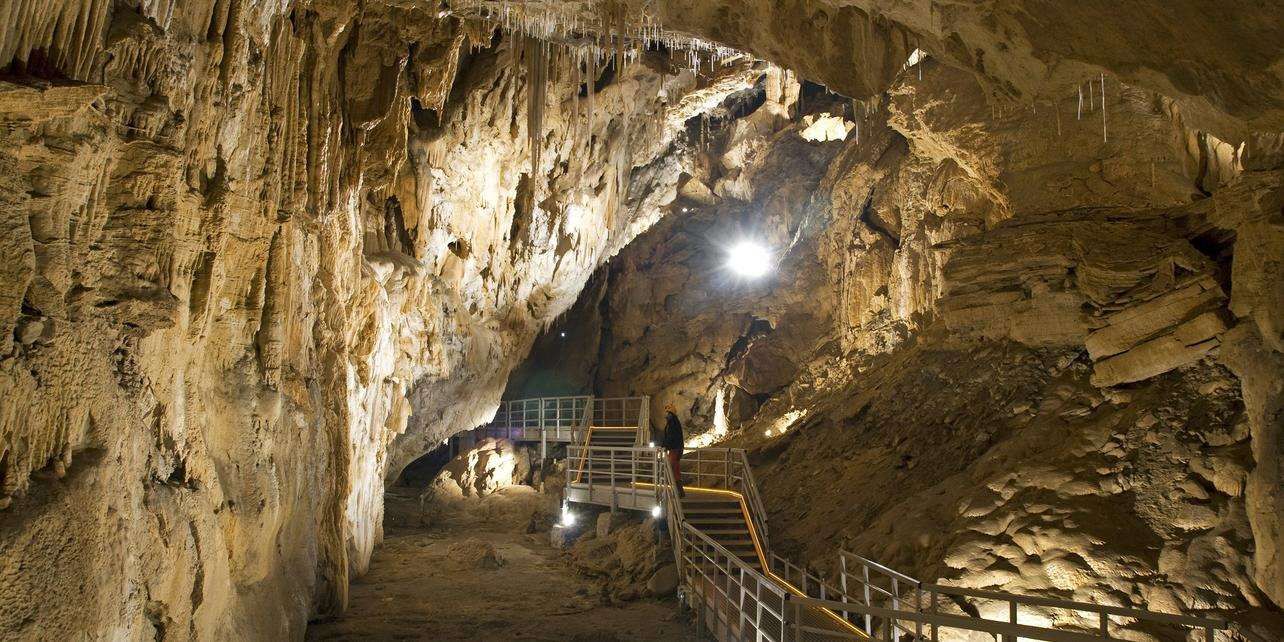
[0, 0, 757, 637]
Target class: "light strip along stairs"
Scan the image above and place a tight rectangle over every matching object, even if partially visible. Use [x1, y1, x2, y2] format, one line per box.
[654, 450, 863, 641]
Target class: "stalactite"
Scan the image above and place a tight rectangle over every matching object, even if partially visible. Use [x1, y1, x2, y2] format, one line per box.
[586, 51, 597, 132]
[449, 0, 739, 77]
[1101, 73, 1108, 143]
[526, 36, 547, 181]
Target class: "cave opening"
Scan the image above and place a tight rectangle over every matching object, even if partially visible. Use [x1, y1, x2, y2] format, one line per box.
[0, 1, 1280, 641]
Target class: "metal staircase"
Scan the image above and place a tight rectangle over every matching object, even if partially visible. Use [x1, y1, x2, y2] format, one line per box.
[482, 395, 1240, 642]
[681, 492, 763, 573]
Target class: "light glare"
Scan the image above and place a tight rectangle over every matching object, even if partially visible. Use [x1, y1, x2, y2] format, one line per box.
[651, 505, 662, 518]
[727, 241, 771, 278]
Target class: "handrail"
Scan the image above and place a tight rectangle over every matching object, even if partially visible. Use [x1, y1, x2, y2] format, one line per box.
[673, 448, 772, 550]
[566, 425, 1240, 642]
[569, 397, 596, 484]
[567, 444, 659, 489]
[677, 520, 789, 641]
[923, 583, 1228, 629]
[681, 520, 780, 588]
[789, 593, 1117, 642]
[732, 449, 770, 545]
[482, 394, 650, 438]
[838, 551, 1231, 642]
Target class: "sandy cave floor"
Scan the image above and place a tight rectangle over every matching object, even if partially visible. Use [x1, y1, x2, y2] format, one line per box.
[306, 486, 699, 641]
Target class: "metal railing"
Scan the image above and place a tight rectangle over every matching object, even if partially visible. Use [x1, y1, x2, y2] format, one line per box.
[771, 554, 844, 603]
[678, 521, 790, 642]
[567, 434, 1241, 642]
[565, 445, 661, 511]
[589, 395, 649, 430]
[837, 551, 1232, 642]
[479, 394, 651, 457]
[678, 448, 771, 549]
[482, 395, 590, 442]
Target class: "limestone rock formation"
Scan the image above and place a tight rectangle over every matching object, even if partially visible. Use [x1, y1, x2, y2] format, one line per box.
[0, 1, 755, 637]
[430, 437, 533, 498]
[510, 27, 1283, 638]
[2, 0, 1282, 639]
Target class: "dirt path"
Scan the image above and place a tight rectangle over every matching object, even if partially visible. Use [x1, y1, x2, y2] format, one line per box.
[306, 487, 699, 641]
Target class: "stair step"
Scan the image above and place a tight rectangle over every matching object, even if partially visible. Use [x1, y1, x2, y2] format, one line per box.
[691, 562, 763, 570]
[710, 539, 755, 547]
[697, 529, 751, 536]
[686, 518, 746, 525]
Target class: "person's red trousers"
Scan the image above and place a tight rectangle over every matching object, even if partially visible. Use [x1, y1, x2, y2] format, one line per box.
[667, 450, 683, 488]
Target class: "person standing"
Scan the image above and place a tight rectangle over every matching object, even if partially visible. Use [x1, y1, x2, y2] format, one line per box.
[661, 403, 685, 497]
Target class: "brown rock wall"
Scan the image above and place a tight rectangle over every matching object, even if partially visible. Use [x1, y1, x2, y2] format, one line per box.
[0, 1, 754, 637]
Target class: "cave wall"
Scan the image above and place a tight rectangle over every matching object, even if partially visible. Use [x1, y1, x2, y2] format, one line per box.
[655, 0, 1284, 142]
[528, 54, 1283, 632]
[1, 0, 1281, 638]
[0, 1, 757, 637]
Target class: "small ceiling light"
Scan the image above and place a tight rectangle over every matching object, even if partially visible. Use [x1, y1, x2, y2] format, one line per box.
[726, 241, 771, 278]
[651, 505, 662, 518]
[559, 331, 567, 338]
[648, 441, 655, 448]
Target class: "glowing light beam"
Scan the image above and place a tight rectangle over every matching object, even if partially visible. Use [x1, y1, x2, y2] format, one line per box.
[726, 241, 771, 278]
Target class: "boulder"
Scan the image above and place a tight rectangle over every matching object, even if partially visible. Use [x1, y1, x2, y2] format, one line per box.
[597, 512, 629, 539]
[647, 564, 680, 596]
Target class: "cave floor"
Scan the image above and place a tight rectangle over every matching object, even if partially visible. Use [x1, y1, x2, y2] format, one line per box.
[306, 486, 698, 641]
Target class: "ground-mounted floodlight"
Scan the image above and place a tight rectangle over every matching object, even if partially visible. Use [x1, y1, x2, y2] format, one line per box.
[726, 240, 771, 278]
[651, 505, 662, 518]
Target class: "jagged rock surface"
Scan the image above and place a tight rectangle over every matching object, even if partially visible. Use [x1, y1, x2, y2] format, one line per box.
[2, 0, 1283, 640]
[0, 1, 755, 638]
[516, 54, 1283, 635]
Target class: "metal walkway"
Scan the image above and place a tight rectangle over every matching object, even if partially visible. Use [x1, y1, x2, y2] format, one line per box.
[493, 396, 1241, 642]
[474, 394, 649, 459]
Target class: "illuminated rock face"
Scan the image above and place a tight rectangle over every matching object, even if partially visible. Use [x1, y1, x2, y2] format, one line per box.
[521, 53, 1282, 636]
[1, 0, 1282, 639]
[0, 1, 758, 637]
[431, 438, 532, 499]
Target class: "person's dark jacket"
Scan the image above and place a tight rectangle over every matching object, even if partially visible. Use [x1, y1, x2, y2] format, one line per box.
[661, 411, 684, 452]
